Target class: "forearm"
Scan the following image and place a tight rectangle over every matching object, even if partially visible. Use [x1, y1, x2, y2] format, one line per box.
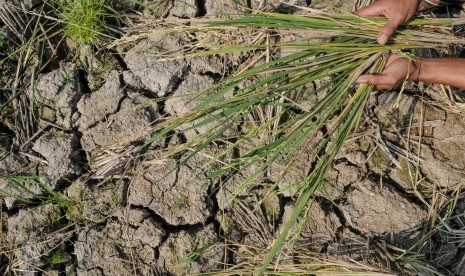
[411, 58, 465, 89]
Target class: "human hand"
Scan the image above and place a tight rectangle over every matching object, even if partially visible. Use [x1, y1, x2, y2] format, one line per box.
[354, 0, 421, 44]
[356, 54, 420, 90]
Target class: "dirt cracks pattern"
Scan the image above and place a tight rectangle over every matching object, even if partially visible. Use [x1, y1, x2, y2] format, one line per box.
[1, 0, 465, 275]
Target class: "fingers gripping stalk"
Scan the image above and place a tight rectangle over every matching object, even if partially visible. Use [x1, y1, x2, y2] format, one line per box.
[354, 0, 421, 44]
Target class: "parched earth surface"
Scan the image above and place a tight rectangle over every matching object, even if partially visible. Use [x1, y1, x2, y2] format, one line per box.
[1, 0, 465, 275]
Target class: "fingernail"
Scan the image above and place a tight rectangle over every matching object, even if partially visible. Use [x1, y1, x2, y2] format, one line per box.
[378, 34, 389, 45]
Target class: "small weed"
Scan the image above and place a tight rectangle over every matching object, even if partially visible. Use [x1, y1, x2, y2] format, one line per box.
[174, 194, 189, 210]
[0, 175, 81, 222]
[178, 243, 215, 273]
[55, 0, 117, 46]
[46, 209, 63, 229]
[64, 200, 83, 223]
[184, 245, 208, 262]
[46, 250, 67, 269]
[370, 148, 390, 172]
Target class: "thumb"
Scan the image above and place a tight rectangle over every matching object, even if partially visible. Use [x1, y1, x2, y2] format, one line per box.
[378, 17, 403, 44]
[356, 74, 385, 86]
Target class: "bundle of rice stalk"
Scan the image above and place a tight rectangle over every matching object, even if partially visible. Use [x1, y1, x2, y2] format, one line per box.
[116, 9, 465, 274]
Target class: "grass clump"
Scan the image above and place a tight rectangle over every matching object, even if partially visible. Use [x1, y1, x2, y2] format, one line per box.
[56, 0, 116, 46]
[0, 175, 76, 209]
[45, 250, 67, 269]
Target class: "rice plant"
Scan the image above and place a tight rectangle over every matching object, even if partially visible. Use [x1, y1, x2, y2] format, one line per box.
[106, 8, 465, 275]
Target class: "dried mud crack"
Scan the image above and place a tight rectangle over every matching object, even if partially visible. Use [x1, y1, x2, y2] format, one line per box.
[1, 0, 465, 275]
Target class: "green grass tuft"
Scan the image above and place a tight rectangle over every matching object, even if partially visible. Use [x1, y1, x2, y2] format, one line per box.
[46, 250, 67, 269]
[56, 0, 116, 46]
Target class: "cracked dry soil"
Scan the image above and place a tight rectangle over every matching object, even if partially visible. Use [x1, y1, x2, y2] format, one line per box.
[1, 0, 465, 275]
